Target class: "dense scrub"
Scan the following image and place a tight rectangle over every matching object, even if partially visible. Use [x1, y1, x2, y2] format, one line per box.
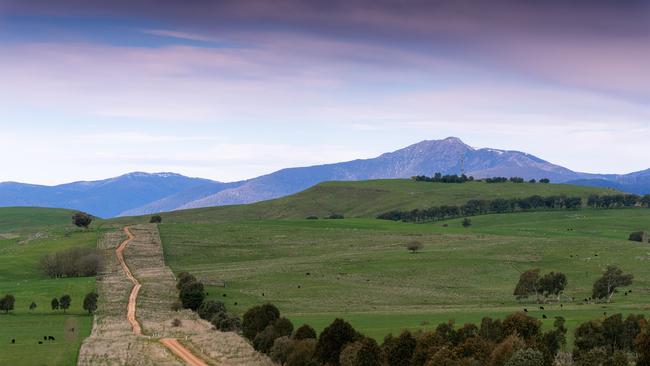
[40, 246, 102, 278]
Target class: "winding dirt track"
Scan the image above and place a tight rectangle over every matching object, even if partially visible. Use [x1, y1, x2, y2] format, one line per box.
[116, 227, 209, 366]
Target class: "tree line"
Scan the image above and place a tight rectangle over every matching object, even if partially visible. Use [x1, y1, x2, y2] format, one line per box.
[378, 193, 650, 223]
[411, 173, 552, 184]
[237, 302, 650, 366]
[39, 246, 103, 278]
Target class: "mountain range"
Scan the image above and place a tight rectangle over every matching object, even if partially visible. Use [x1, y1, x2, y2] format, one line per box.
[2, 137, 648, 218]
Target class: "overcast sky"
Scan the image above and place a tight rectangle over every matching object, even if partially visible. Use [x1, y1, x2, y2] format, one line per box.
[1, 0, 648, 185]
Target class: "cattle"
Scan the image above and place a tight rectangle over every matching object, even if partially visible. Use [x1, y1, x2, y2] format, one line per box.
[38, 341, 43, 344]
[234, 302, 238, 306]
[539, 306, 544, 310]
[523, 308, 528, 312]
[48, 336, 55, 341]
[11, 339, 15, 344]
[306, 272, 310, 276]
[43, 336, 47, 341]
[542, 315, 547, 319]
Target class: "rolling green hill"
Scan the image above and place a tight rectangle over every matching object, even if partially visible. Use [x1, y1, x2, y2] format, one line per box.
[0, 207, 97, 365]
[147, 180, 616, 223]
[150, 180, 645, 344]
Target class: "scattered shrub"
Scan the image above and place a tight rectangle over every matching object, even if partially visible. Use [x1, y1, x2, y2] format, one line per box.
[306, 216, 319, 220]
[406, 240, 423, 253]
[171, 318, 182, 327]
[149, 215, 162, 223]
[0, 294, 15, 313]
[198, 300, 226, 321]
[504, 348, 544, 366]
[628, 231, 648, 242]
[328, 214, 344, 219]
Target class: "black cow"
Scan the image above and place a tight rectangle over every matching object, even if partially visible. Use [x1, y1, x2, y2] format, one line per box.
[48, 336, 55, 341]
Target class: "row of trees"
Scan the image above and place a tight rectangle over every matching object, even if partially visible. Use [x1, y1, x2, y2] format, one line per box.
[239, 301, 650, 366]
[40, 246, 103, 278]
[175, 272, 241, 331]
[514, 266, 633, 304]
[378, 195, 584, 223]
[411, 173, 552, 184]
[0, 292, 98, 314]
[588, 194, 650, 208]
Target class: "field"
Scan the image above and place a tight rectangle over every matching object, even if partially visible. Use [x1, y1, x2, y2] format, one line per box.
[158, 204, 650, 344]
[0, 208, 97, 366]
[148, 180, 614, 223]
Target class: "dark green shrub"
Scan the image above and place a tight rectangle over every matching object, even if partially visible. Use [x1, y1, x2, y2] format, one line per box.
[293, 324, 317, 340]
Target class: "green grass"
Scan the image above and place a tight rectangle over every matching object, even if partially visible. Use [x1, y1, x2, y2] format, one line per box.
[0, 208, 98, 366]
[158, 208, 650, 344]
[151, 180, 615, 223]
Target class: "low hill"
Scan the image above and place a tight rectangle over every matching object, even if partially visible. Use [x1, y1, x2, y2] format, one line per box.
[0, 207, 79, 233]
[152, 179, 616, 223]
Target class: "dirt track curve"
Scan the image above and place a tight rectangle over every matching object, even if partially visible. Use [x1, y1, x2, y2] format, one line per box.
[117, 227, 209, 366]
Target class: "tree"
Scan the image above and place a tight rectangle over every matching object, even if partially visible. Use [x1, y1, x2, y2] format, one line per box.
[381, 331, 416, 366]
[150, 215, 162, 223]
[539, 178, 550, 184]
[592, 266, 633, 302]
[462, 218, 472, 227]
[51, 297, 59, 310]
[176, 272, 197, 290]
[198, 300, 226, 321]
[538, 272, 567, 301]
[287, 339, 318, 366]
[59, 294, 71, 313]
[0, 294, 15, 314]
[29, 302, 37, 312]
[316, 318, 359, 365]
[636, 324, 650, 366]
[340, 337, 380, 366]
[513, 269, 540, 301]
[270, 336, 296, 365]
[628, 231, 648, 243]
[293, 324, 317, 340]
[83, 292, 98, 314]
[72, 212, 93, 228]
[243, 303, 281, 340]
[406, 240, 423, 254]
[179, 281, 205, 311]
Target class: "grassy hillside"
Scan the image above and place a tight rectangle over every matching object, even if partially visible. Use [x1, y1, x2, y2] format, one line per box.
[0, 207, 78, 233]
[0, 207, 96, 365]
[151, 180, 615, 223]
[158, 206, 650, 343]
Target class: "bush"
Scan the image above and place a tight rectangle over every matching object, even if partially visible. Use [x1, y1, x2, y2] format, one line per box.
[176, 272, 197, 290]
[294, 324, 318, 340]
[327, 214, 344, 219]
[406, 240, 423, 253]
[210, 311, 242, 332]
[316, 318, 360, 365]
[381, 331, 416, 366]
[198, 300, 226, 320]
[171, 318, 182, 327]
[628, 231, 648, 243]
[40, 246, 102, 278]
[462, 218, 472, 227]
[306, 216, 319, 220]
[243, 303, 281, 340]
[270, 336, 296, 364]
[274, 317, 295, 338]
[179, 281, 205, 311]
[150, 215, 162, 223]
[504, 348, 544, 366]
[287, 339, 318, 366]
[72, 212, 93, 228]
[254, 325, 282, 353]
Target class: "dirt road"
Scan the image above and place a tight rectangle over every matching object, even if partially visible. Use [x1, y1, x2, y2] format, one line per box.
[117, 226, 210, 366]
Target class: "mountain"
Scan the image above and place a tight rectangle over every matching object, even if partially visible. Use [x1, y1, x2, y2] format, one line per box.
[0, 172, 223, 218]
[174, 137, 595, 210]
[2, 137, 649, 217]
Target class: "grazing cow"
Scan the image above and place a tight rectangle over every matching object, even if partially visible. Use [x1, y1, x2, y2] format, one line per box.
[48, 336, 55, 341]
[542, 315, 547, 319]
[11, 339, 15, 344]
[306, 272, 310, 276]
[38, 341, 43, 344]
[262, 293, 265, 297]
[43, 336, 47, 341]
[523, 308, 528, 312]
[234, 302, 238, 306]
[604, 312, 607, 316]
[298, 285, 302, 288]
[223, 294, 227, 297]
[560, 304, 563, 308]
[539, 306, 544, 310]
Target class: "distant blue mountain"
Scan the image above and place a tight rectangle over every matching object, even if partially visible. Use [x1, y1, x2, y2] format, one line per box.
[1, 138, 649, 217]
[0, 172, 228, 218]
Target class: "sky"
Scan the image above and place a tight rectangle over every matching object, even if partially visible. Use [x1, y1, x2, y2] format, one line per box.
[0, 0, 648, 185]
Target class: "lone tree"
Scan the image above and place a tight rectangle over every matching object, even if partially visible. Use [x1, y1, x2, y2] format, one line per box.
[150, 215, 162, 224]
[406, 240, 423, 254]
[83, 292, 98, 314]
[514, 269, 540, 301]
[72, 212, 93, 228]
[462, 218, 472, 227]
[0, 294, 15, 314]
[592, 265, 633, 303]
[59, 294, 71, 313]
[51, 297, 60, 310]
[29, 302, 37, 312]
